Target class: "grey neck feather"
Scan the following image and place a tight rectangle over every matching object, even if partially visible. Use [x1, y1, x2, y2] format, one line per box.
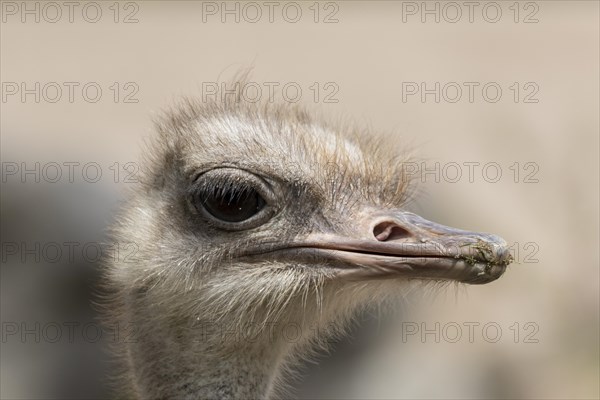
[126, 312, 297, 399]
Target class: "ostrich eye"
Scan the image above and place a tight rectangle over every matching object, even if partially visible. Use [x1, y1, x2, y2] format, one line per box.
[203, 186, 266, 223]
[191, 168, 276, 230]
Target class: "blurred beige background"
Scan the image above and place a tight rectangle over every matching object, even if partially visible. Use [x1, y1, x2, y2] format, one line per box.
[1, 1, 598, 399]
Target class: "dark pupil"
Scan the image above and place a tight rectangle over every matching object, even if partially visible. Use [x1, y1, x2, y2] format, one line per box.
[203, 186, 265, 223]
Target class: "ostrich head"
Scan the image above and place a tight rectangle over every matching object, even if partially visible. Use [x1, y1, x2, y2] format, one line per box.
[107, 95, 512, 398]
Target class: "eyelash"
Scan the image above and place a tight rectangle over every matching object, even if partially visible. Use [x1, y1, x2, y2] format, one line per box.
[197, 179, 255, 204]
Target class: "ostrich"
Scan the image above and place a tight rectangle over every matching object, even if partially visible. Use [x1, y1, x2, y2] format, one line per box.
[105, 93, 512, 399]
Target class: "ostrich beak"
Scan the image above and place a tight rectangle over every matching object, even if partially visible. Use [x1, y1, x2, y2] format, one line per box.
[300, 211, 512, 284]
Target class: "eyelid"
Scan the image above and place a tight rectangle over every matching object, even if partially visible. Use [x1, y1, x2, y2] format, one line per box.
[192, 166, 278, 188]
[200, 167, 274, 192]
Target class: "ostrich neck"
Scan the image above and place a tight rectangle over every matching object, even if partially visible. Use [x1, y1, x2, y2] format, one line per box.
[128, 313, 299, 399]
[183, 339, 285, 399]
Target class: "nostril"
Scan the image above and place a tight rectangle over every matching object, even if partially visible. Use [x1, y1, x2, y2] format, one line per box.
[373, 221, 412, 242]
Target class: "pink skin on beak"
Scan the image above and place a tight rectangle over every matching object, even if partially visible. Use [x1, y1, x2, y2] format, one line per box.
[303, 211, 512, 284]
